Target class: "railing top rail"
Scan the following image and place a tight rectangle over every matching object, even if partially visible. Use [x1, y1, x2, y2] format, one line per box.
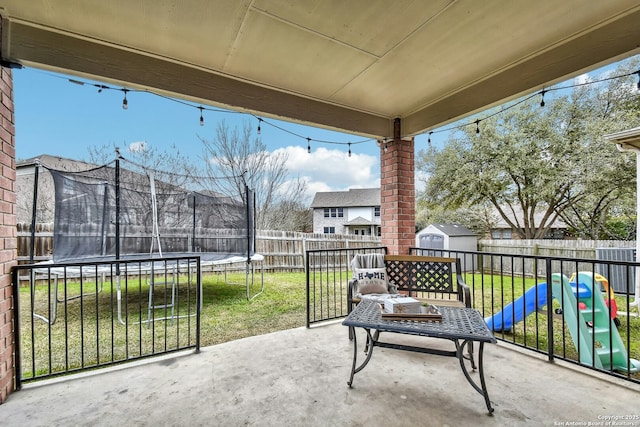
[12, 255, 203, 271]
[306, 246, 387, 255]
[409, 247, 640, 267]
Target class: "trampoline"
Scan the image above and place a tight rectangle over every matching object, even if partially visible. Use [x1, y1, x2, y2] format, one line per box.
[26, 154, 263, 324]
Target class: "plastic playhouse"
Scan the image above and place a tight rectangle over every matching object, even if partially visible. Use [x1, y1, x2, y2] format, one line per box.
[485, 272, 639, 373]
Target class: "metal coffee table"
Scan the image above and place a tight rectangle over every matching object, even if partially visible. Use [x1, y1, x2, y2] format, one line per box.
[343, 299, 497, 413]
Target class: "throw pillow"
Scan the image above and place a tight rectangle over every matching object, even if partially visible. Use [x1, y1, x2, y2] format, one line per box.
[354, 267, 388, 294]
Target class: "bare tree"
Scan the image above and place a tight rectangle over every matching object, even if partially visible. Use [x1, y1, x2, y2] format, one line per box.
[198, 120, 309, 230]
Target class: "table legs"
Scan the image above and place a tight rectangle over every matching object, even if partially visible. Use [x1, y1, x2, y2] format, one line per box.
[456, 340, 493, 413]
[347, 328, 494, 414]
[347, 327, 376, 387]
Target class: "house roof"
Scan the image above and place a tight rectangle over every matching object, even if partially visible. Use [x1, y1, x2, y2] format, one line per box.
[422, 224, 477, 237]
[310, 188, 380, 209]
[1, 2, 638, 139]
[344, 216, 375, 227]
[491, 206, 567, 229]
[17, 154, 99, 172]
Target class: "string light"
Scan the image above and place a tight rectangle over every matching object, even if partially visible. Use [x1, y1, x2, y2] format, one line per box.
[348, 142, 351, 157]
[58, 65, 639, 152]
[198, 106, 204, 126]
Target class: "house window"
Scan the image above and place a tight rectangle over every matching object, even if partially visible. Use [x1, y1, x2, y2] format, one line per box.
[491, 229, 512, 239]
[374, 206, 380, 217]
[323, 227, 335, 234]
[324, 208, 344, 218]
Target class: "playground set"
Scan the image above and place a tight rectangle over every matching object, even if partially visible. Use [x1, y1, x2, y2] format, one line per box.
[485, 272, 640, 373]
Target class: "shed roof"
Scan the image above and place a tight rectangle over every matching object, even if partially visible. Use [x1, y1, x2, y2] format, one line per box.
[421, 224, 477, 237]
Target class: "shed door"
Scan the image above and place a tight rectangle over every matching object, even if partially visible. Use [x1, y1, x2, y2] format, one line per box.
[419, 234, 444, 250]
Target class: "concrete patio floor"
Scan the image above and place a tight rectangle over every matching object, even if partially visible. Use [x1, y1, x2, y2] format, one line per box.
[3, 320, 638, 427]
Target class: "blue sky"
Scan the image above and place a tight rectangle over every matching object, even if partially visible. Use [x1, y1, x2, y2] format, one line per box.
[12, 58, 632, 200]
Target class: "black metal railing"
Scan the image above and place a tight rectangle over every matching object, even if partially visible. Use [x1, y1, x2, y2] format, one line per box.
[306, 246, 640, 385]
[305, 246, 386, 326]
[12, 255, 201, 387]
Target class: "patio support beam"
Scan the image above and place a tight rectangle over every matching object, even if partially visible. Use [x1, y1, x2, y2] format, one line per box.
[0, 21, 393, 139]
[381, 118, 415, 255]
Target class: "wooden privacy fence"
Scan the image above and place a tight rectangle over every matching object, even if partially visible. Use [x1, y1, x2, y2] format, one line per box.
[19, 223, 639, 274]
[479, 239, 635, 259]
[17, 223, 382, 271]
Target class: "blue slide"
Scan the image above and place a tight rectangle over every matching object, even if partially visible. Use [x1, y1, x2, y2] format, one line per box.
[485, 283, 549, 332]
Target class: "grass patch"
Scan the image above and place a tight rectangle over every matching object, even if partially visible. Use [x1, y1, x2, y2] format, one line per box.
[19, 269, 640, 381]
[19, 271, 308, 379]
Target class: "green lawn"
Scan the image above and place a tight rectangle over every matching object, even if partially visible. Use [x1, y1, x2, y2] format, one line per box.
[18, 270, 640, 380]
[19, 271, 308, 379]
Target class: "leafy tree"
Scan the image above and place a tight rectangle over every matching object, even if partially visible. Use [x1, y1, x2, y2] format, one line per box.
[417, 58, 640, 239]
[199, 120, 309, 231]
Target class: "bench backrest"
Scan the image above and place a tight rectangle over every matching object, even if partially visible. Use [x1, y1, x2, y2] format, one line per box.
[384, 255, 462, 300]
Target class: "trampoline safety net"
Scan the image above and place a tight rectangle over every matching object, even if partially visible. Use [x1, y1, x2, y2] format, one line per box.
[46, 159, 256, 262]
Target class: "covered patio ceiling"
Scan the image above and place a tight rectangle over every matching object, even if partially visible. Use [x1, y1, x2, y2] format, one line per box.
[1, 0, 639, 140]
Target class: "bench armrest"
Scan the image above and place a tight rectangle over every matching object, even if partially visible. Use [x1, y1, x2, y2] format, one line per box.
[347, 278, 359, 308]
[457, 277, 472, 308]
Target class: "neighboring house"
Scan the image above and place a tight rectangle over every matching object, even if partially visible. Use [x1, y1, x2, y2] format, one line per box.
[488, 205, 569, 240]
[310, 188, 380, 235]
[17, 154, 99, 224]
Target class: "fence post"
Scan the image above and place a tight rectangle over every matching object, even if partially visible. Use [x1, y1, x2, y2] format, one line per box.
[305, 250, 311, 328]
[545, 258, 554, 362]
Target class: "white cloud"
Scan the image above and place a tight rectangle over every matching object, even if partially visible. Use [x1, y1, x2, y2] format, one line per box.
[128, 140, 147, 153]
[574, 73, 589, 85]
[276, 145, 380, 199]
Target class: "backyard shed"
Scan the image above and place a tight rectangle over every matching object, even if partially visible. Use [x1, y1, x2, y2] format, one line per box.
[416, 224, 478, 271]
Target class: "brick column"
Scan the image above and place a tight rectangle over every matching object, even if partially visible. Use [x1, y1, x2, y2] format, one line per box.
[0, 64, 16, 403]
[380, 137, 415, 255]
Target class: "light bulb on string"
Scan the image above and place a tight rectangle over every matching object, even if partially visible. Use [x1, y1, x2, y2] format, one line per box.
[540, 89, 546, 107]
[122, 89, 128, 110]
[198, 107, 204, 126]
[257, 118, 262, 135]
[348, 143, 351, 157]
[428, 132, 433, 146]
[636, 71, 640, 90]
[307, 138, 311, 153]
[475, 119, 480, 135]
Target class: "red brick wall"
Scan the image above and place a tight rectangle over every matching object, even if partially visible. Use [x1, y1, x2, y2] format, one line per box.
[380, 137, 415, 255]
[0, 64, 16, 403]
